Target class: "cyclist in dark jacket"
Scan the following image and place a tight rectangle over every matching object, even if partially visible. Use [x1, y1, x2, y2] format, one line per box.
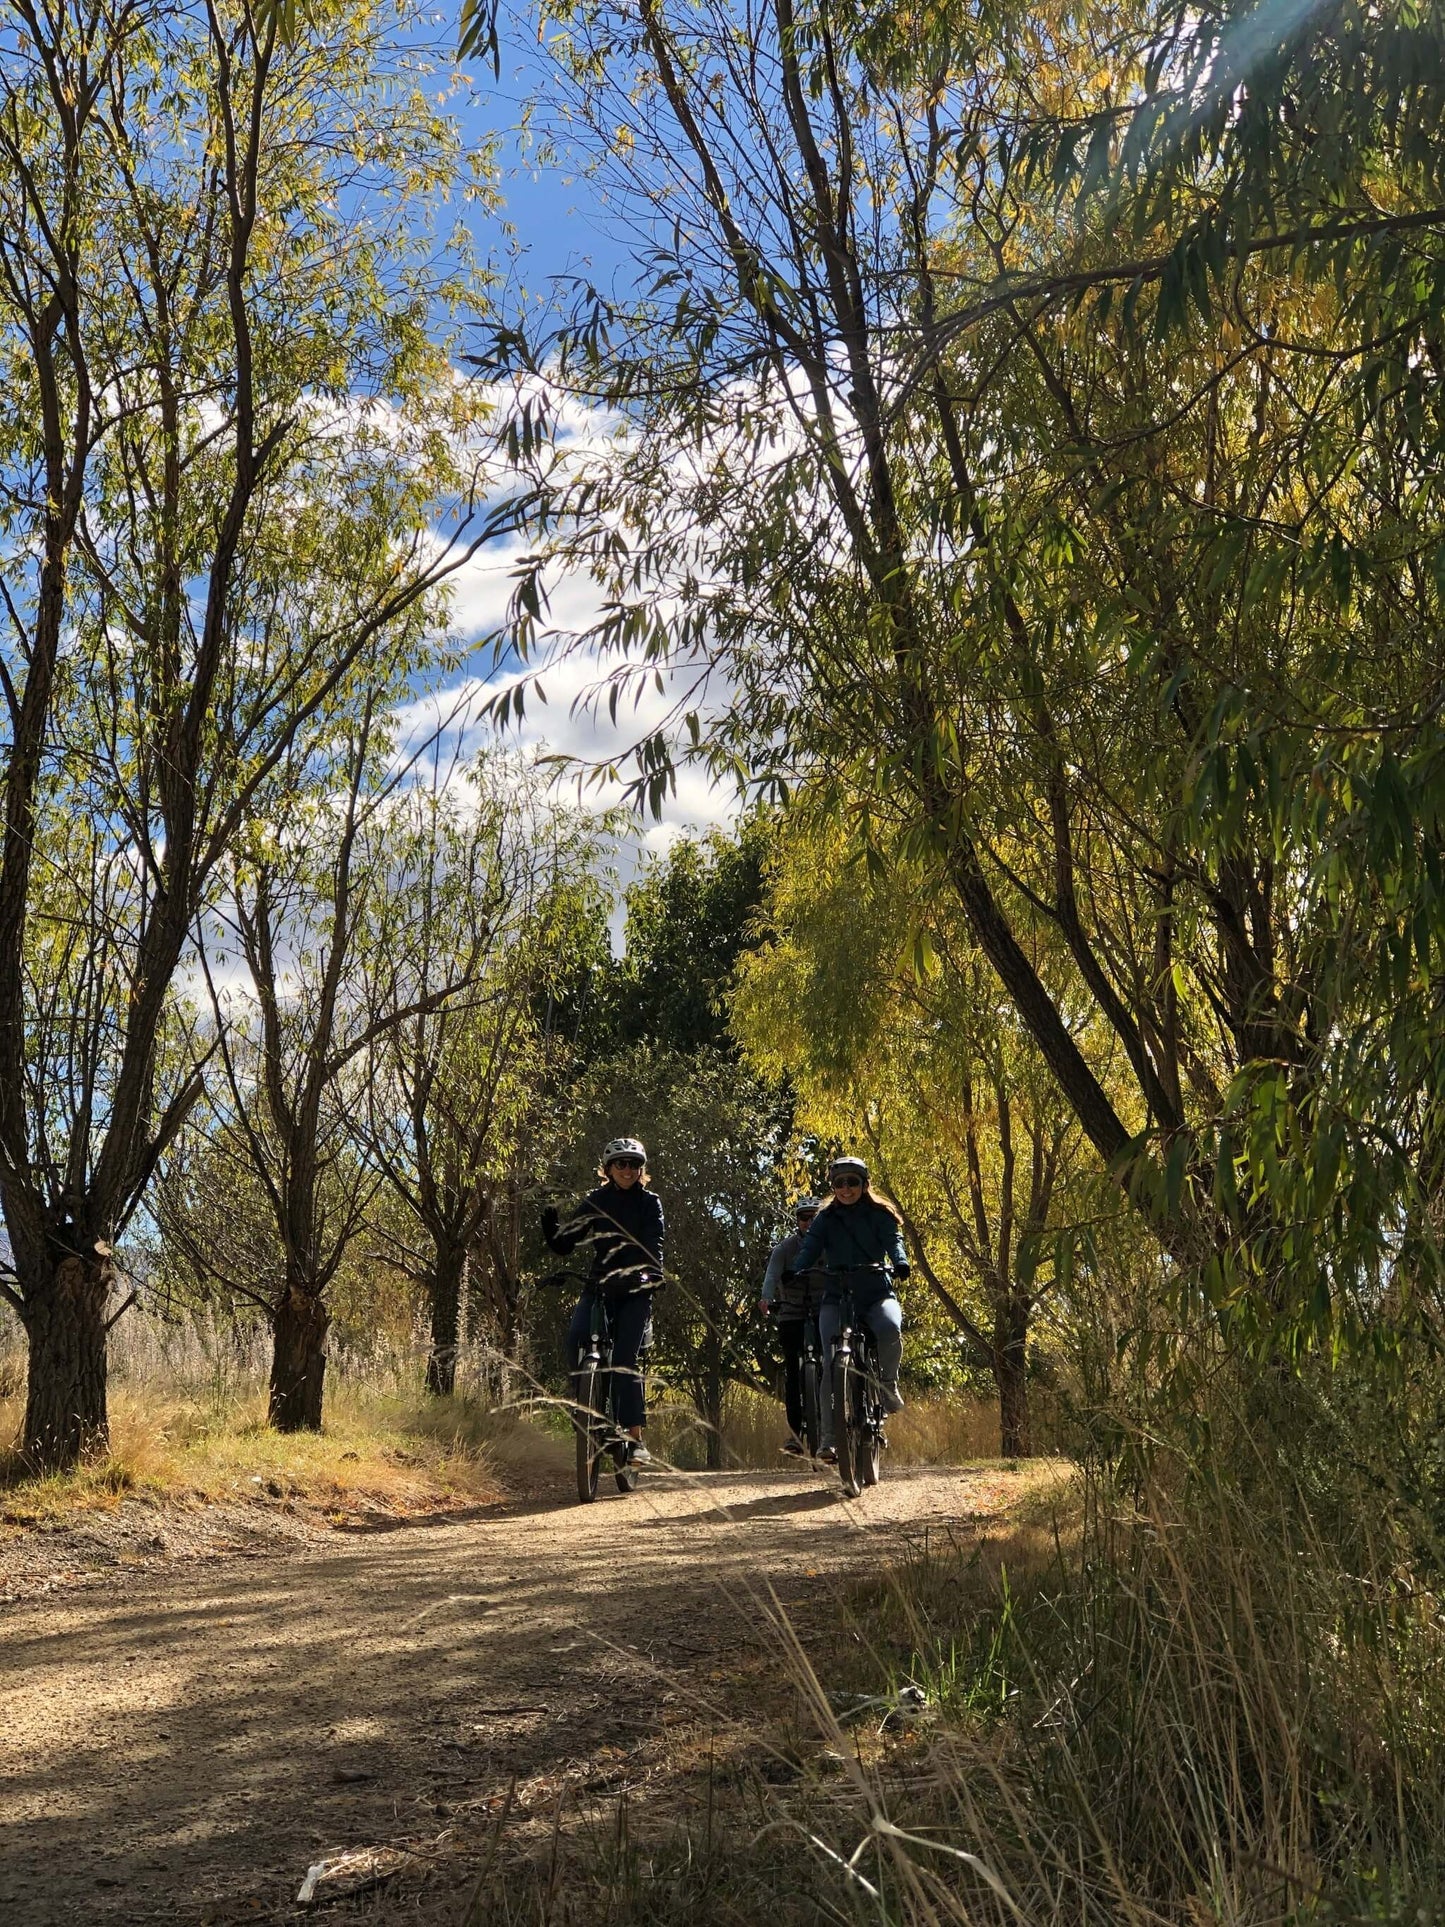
[760, 1196, 826, 1455]
[543, 1136, 664, 1462]
[794, 1155, 908, 1461]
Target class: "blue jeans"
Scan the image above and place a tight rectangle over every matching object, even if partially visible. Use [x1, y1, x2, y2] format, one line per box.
[567, 1290, 653, 1430]
[818, 1295, 902, 1449]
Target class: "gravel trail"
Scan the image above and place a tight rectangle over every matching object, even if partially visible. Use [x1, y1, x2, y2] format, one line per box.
[1, 1461, 1019, 1924]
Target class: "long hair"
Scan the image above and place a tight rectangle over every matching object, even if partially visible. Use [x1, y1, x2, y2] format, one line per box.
[818, 1174, 901, 1222]
[864, 1184, 903, 1223]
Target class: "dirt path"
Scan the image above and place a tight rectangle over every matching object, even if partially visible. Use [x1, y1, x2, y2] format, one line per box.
[1, 1461, 1022, 1925]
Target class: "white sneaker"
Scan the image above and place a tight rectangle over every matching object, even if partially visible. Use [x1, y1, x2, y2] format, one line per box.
[629, 1442, 653, 1466]
[880, 1382, 905, 1414]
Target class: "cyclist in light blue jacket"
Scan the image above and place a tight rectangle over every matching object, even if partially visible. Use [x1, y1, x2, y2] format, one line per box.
[760, 1196, 826, 1455]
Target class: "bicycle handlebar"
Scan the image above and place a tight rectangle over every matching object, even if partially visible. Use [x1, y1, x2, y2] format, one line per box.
[540, 1268, 664, 1292]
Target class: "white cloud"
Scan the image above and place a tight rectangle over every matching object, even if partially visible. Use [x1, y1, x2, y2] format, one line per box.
[393, 557, 737, 947]
[434, 529, 614, 650]
[393, 376, 750, 938]
[394, 643, 736, 825]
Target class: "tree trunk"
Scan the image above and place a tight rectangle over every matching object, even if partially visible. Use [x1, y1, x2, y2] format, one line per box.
[704, 1364, 725, 1469]
[20, 1244, 113, 1469]
[426, 1244, 466, 1398]
[269, 1284, 329, 1431]
[994, 1301, 1032, 1458]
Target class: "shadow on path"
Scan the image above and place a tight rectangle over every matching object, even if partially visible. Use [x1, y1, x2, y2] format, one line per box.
[650, 1487, 842, 1527]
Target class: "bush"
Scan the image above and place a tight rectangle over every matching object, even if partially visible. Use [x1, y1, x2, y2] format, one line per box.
[812, 1422, 1445, 1923]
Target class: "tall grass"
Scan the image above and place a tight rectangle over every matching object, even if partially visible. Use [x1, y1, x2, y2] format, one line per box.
[0, 1309, 574, 1516]
[783, 1433, 1445, 1924]
[454, 1452, 1445, 1926]
[642, 1382, 1000, 1470]
[1, 1308, 995, 1503]
[887, 1392, 1001, 1464]
[445, 1376, 1445, 1927]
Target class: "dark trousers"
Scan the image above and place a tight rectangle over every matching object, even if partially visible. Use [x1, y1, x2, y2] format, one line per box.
[777, 1318, 807, 1437]
[567, 1290, 653, 1429]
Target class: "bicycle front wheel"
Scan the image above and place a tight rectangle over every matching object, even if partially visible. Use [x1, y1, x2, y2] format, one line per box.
[572, 1366, 603, 1504]
[856, 1367, 882, 1488]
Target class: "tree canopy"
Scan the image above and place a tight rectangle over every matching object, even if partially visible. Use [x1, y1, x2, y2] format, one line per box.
[484, 0, 1445, 1380]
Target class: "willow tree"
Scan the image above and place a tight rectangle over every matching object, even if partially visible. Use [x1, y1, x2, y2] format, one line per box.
[488, 0, 1445, 1361]
[194, 693, 472, 1430]
[733, 811, 1100, 1454]
[0, 0, 510, 1466]
[359, 762, 610, 1398]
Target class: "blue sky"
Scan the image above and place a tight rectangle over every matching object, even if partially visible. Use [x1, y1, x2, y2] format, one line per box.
[451, 19, 639, 315]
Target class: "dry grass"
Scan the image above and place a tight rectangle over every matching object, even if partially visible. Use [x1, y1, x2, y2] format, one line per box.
[0, 1309, 996, 1519]
[439, 1441, 1445, 1926]
[886, 1390, 1000, 1464]
[776, 1450, 1445, 1925]
[646, 1383, 1001, 1471]
[0, 1325, 571, 1525]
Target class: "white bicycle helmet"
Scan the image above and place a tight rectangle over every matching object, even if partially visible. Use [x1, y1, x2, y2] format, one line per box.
[602, 1136, 647, 1165]
[828, 1156, 869, 1183]
[794, 1195, 824, 1214]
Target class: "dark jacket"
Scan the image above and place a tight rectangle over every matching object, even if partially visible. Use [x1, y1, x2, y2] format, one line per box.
[544, 1180, 664, 1297]
[794, 1197, 908, 1305]
[762, 1229, 825, 1320]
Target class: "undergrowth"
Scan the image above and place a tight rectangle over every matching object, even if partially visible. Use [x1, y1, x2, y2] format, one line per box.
[454, 1397, 1445, 1926]
[796, 1428, 1445, 1923]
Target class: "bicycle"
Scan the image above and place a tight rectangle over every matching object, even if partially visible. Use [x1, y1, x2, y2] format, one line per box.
[763, 1298, 824, 1459]
[827, 1273, 891, 1499]
[542, 1271, 651, 1504]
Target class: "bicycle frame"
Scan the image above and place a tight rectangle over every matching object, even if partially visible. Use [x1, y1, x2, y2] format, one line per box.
[577, 1289, 609, 1373]
[830, 1294, 884, 1394]
[580, 1294, 652, 1395]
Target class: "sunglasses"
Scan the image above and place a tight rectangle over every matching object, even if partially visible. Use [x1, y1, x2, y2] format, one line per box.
[832, 1175, 864, 1190]
[610, 1158, 644, 1171]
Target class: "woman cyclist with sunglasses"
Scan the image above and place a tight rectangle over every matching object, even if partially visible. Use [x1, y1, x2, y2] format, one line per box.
[793, 1156, 909, 1463]
[542, 1137, 664, 1464]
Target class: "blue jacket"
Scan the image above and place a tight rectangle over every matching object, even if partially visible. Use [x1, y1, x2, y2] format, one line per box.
[794, 1198, 908, 1304]
[544, 1181, 664, 1297]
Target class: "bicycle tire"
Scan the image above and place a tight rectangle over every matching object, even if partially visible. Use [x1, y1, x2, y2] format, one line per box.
[801, 1350, 820, 1458]
[857, 1373, 882, 1487]
[573, 1365, 603, 1503]
[614, 1440, 639, 1494]
[833, 1351, 861, 1498]
[616, 1344, 648, 1491]
[848, 1367, 878, 1491]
